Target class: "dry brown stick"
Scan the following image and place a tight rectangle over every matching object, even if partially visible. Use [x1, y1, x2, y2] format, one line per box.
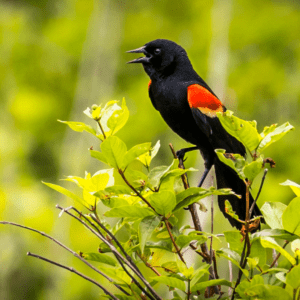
[164, 218, 186, 264]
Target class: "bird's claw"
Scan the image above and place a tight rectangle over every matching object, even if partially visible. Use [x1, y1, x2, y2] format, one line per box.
[176, 149, 186, 161]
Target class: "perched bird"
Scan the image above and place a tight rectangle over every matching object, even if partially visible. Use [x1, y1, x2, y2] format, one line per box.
[127, 39, 262, 229]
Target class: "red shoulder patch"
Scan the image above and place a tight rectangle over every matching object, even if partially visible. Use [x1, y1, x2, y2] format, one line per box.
[187, 84, 224, 117]
[148, 80, 152, 90]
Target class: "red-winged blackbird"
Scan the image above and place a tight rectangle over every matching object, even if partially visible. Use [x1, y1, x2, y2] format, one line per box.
[127, 39, 263, 229]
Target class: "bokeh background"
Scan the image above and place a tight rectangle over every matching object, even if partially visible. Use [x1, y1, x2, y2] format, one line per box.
[1, 0, 299, 299]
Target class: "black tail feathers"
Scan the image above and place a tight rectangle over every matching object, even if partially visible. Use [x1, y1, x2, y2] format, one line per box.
[214, 158, 264, 231]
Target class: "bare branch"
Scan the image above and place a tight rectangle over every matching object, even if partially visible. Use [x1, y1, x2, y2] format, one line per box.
[0, 221, 129, 296]
[249, 169, 268, 218]
[270, 241, 289, 268]
[164, 218, 185, 264]
[56, 205, 162, 300]
[27, 252, 118, 300]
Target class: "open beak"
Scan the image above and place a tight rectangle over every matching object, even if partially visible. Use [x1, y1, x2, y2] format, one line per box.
[126, 46, 151, 64]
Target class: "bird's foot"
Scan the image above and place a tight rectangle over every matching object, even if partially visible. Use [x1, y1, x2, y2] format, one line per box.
[176, 149, 186, 161]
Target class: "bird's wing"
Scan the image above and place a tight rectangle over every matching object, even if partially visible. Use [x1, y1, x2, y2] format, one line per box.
[187, 84, 246, 155]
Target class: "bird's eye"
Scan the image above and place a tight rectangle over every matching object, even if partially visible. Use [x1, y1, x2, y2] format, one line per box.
[154, 48, 161, 55]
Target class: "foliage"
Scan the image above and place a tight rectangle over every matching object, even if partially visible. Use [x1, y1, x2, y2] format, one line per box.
[34, 100, 298, 299]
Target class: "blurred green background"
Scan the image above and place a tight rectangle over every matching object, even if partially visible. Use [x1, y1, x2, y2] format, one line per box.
[1, 0, 299, 299]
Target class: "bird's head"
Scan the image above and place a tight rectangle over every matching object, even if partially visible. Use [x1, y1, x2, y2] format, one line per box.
[127, 39, 189, 78]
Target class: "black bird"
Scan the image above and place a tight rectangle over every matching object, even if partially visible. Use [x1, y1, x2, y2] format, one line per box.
[127, 39, 263, 229]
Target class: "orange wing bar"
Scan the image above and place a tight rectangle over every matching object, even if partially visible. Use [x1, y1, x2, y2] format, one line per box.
[187, 84, 224, 117]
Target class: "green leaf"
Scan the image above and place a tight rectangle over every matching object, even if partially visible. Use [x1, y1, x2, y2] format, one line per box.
[94, 99, 129, 139]
[100, 197, 130, 208]
[89, 150, 108, 164]
[137, 140, 160, 168]
[161, 261, 180, 273]
[105, 206, 155, 218]
[216, 249, 249, 277]
[100, 185, 133, 196]
[58, 120, 97, 136]
[224, 231, 244, 254]
[260, 237, 296, 265]
[291, 239, 300, 256]
[147, 165, 170, 188]
[99, 266, 131, 285]
[122, 142, 152, 169]
[151, 275, 186, 291]
[191, 279, 232, 292]
[247, 257, 259, 270]
[147, 159, 194, 190]
[106, 98, 129, 136]
[176, 233, 207, 249]
[176, 187, 211, 204]
[217, 110, 262, 152]
[280, 180, 300, 197]
[275, 272, 287, 284]
[182, 266, 194, 280]
[139, 215, 161, 253]
[148, 191, 176, 215]
[42, 182, 88, 207]
[235, 275, 264, 297]
[125, 169, 148, 188]
[258, 122, 294, 152]
[100, 136, 127, 169]
[252, 229, 299, 242]
[282, 197, 300, 235]
[286, 264, 300, 289]
[190, 264, 210, 286]
[249, 238, 266, 266]
[224, 200, 241, 221]
[174, 186, 236, 212]
[243, 157, 263, 182]
[145, 240, 173, 252]
[215, 149, 246, 180]
[261, 202, 286, 229]
[81, 252, 117, 266]
[244, 284, 292, 300]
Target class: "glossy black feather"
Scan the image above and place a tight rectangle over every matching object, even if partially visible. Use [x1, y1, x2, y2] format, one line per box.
[128, 39, 263, 229]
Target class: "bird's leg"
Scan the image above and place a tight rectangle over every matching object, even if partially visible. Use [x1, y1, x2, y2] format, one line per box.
[176, 146, 199, 161]
[197, 167, 212, 187]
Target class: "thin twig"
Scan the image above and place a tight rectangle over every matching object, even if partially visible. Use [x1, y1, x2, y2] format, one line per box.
[27, 252, 118, 300]
[249, 169, 268, 218]
[231, 235, 248, 300]
[187, 279, 191, 300]
[169, 143, 208, 256]
[118, 169, 158, 213]
[210, 194, 214, 265]
[270, 241, 289, 268]
[169, 143, 220, 296]
[88, 212, 143, 276]
[136, 252, 161, 276]
[56, 205, 161, 300]
[164, 218, 185, 264]
[227, 243, 233, 297]
[0, 221, 129, 296]
[97, 120, 106, 139]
